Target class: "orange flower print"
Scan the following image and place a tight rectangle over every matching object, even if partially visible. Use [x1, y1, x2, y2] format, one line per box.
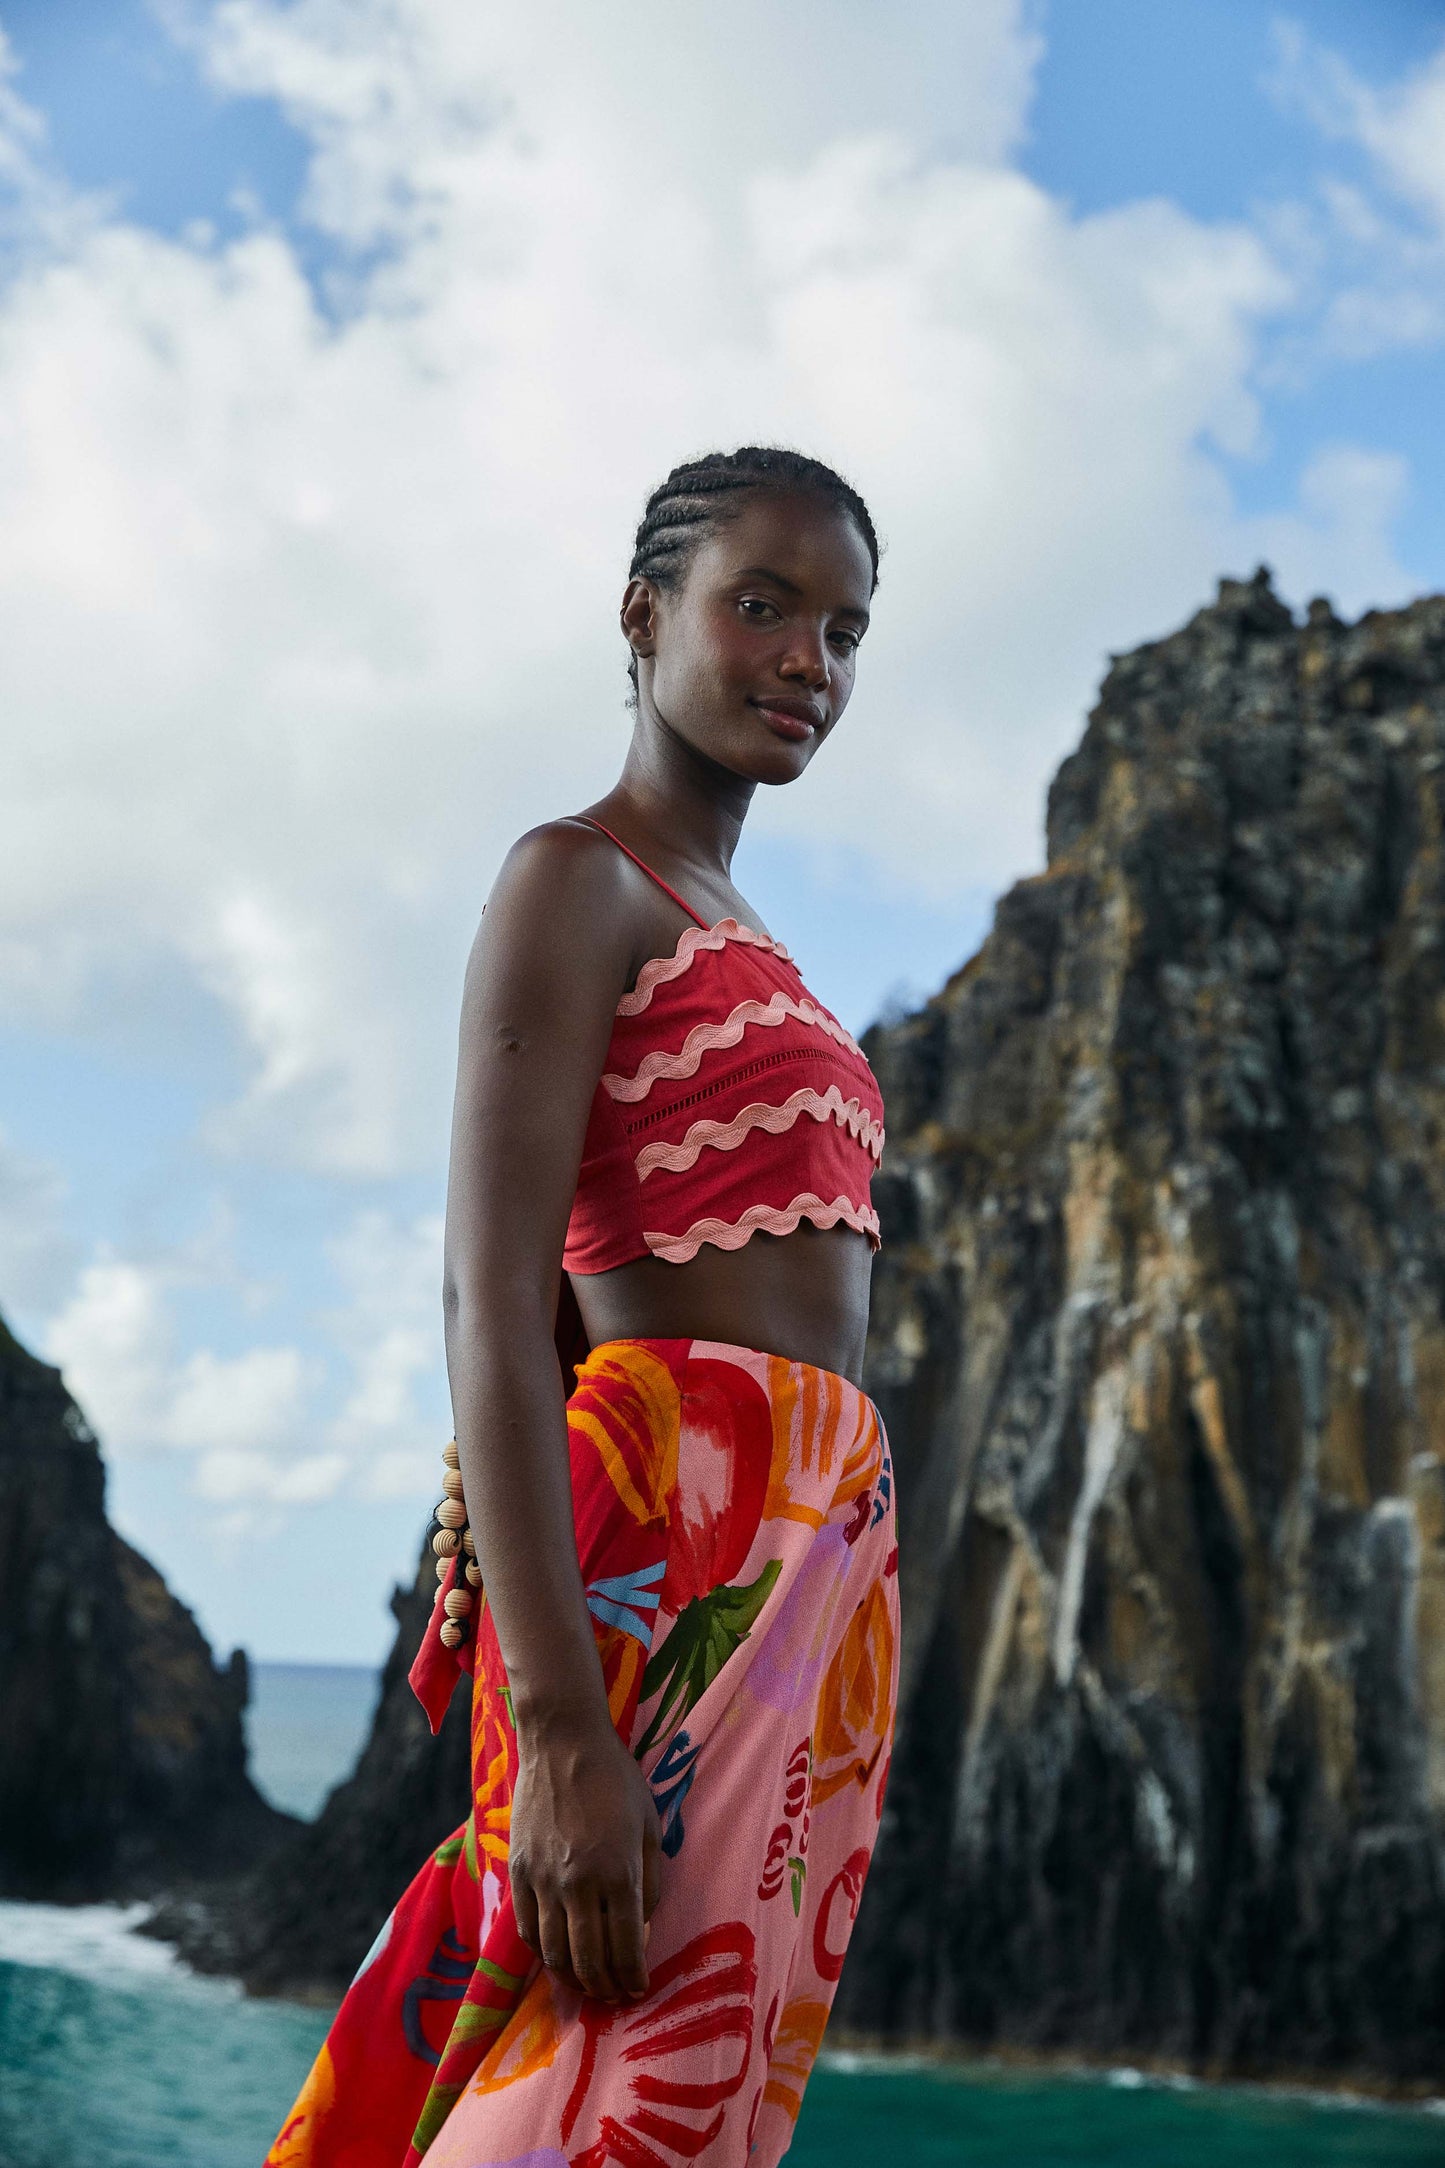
[763, 1358, 857, 1528]
[811, 1580, 895, 1805]
[471, 1686, 516, 1878]
[569, 1345, 681, 1528]
[761, 1996, 830, 2126]
[465, 1971, 565, 2098]
[265, 2042, 336, 2166]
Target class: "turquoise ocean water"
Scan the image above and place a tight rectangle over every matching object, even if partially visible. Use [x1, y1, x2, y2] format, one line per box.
[0, 1663, 1440, 2166]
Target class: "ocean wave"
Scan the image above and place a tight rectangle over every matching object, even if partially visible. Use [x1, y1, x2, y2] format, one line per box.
[0, 1901, 236, 1997]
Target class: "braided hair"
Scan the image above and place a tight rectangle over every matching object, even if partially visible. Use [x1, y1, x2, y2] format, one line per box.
[625, 446, 879, 691]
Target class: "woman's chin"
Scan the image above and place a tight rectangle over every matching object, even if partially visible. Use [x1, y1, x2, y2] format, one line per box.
[734, 730, 818, 787]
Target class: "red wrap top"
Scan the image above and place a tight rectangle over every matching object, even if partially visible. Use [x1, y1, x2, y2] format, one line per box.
[563, 823, 885, 1272]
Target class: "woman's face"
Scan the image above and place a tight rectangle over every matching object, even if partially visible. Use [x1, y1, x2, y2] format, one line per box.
[623, 489, 874, 786]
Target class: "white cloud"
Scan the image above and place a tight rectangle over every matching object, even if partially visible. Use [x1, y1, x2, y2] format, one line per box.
[184, 0, 1046, 223]
[1274, 20, 1445, 232]
[0, 0, 1433, 1198]
[1269, 23, 1445, 360]
[43, 1258, 175, 1450]
[322, 1207, 447, 1500]
[193, 1440, 347, 1503]
[42, 1254, 318, 1476]
[36, 1204, 447, 1509]
[168, 1344, 313, 1454]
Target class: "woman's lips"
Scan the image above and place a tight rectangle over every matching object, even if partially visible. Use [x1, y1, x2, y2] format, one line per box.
[751, 700, 820, 742]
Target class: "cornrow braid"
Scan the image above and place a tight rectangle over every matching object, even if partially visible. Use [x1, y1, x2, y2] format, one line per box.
[626, 446, 879, 690]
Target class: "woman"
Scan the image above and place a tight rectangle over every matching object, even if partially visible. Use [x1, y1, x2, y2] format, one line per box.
[268, 448, 899, 2168]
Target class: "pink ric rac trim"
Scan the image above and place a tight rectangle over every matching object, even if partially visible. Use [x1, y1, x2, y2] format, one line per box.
[645, 1193, 882, 1264]
[603, 992, 870, 1104]
[617, 919, 793, 1019]
[634, 1085, 884, 1182]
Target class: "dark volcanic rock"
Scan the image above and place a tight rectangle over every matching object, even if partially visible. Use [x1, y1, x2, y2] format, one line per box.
[186, 1536, 470, 1997]
[0, 1314, 291, 1896]
[836, 572, 1445, 2085]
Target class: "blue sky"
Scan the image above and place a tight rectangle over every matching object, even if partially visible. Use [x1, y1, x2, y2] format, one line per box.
[1, 0, 1443, 1661]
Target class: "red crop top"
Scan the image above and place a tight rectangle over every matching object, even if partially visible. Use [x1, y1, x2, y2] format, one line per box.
[563, 821, 885, 1271]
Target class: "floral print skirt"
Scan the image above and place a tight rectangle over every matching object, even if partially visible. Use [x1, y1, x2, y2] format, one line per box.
[267, 1337, 899, 2168]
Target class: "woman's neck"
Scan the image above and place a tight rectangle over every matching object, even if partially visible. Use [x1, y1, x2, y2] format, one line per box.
[608, 709, 754, 877]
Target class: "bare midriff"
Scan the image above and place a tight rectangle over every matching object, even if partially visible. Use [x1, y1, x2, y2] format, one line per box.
[569, 1221, 873, 1385]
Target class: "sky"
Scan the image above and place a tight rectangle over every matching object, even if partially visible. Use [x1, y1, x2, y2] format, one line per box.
[2, 0, 1444, 1663]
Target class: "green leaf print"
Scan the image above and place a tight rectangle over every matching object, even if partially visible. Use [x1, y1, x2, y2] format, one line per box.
[637, 1558, 783, 1757]
[789, 1857, 806, 1916]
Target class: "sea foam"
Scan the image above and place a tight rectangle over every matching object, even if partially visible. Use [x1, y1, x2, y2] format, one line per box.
[0, 1900, 228, 1994]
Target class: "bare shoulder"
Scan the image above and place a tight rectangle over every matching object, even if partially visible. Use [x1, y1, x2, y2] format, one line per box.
[491, 817, 638, 920]
[464, 818, 640, 1004]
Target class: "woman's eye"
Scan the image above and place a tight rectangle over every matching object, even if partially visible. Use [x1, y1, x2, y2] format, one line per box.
[738, 596, 779, 622]
[830, 628, 860, 653]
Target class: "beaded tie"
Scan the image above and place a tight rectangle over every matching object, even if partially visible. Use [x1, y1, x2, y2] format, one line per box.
[428, 1438, 481, 1646]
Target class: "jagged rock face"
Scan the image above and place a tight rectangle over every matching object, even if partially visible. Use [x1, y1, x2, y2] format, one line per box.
[0, 1317, 290, 1896]
[199, 1540, 471, 1997]
[836, 575, 1445, 2083]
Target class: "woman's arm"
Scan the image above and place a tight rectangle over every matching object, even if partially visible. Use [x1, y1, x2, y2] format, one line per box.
[443, 824, 661, 2005]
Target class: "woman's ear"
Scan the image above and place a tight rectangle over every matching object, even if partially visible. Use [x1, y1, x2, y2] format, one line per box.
[620, 576, 658, 664]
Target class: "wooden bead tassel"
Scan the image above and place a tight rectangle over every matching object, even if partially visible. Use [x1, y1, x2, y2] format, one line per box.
[432, 1440, 474, 1648]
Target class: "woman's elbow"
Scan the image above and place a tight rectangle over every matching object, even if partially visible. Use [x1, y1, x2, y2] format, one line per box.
[442, 1260, 553, 1341]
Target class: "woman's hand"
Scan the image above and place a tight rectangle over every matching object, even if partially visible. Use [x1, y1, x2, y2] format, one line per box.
[508, 1700, 664, 2003]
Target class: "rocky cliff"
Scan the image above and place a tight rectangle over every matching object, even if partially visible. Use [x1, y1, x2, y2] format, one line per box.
[836, 573, 1445, 2087]
[189, 1538, 471, 1996]
[0, 1313, 292, 1896]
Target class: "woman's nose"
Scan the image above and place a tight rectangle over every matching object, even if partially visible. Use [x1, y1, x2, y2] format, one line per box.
[780, 633, 829, 688]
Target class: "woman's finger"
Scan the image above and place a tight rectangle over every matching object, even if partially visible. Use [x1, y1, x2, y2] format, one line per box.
[641, 1814, 663, 1921]
[566, 1884, 618, 2003]
[603, 1877, 649, 2001]
[510, 1870, 541, 1960]
[537, 1892, 581, 1996]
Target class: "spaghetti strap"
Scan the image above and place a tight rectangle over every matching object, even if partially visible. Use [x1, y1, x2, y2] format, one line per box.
[573, 815, 711, 928]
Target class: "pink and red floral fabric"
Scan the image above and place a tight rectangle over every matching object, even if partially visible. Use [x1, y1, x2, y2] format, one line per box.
[266, 1337, 898, 2168]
